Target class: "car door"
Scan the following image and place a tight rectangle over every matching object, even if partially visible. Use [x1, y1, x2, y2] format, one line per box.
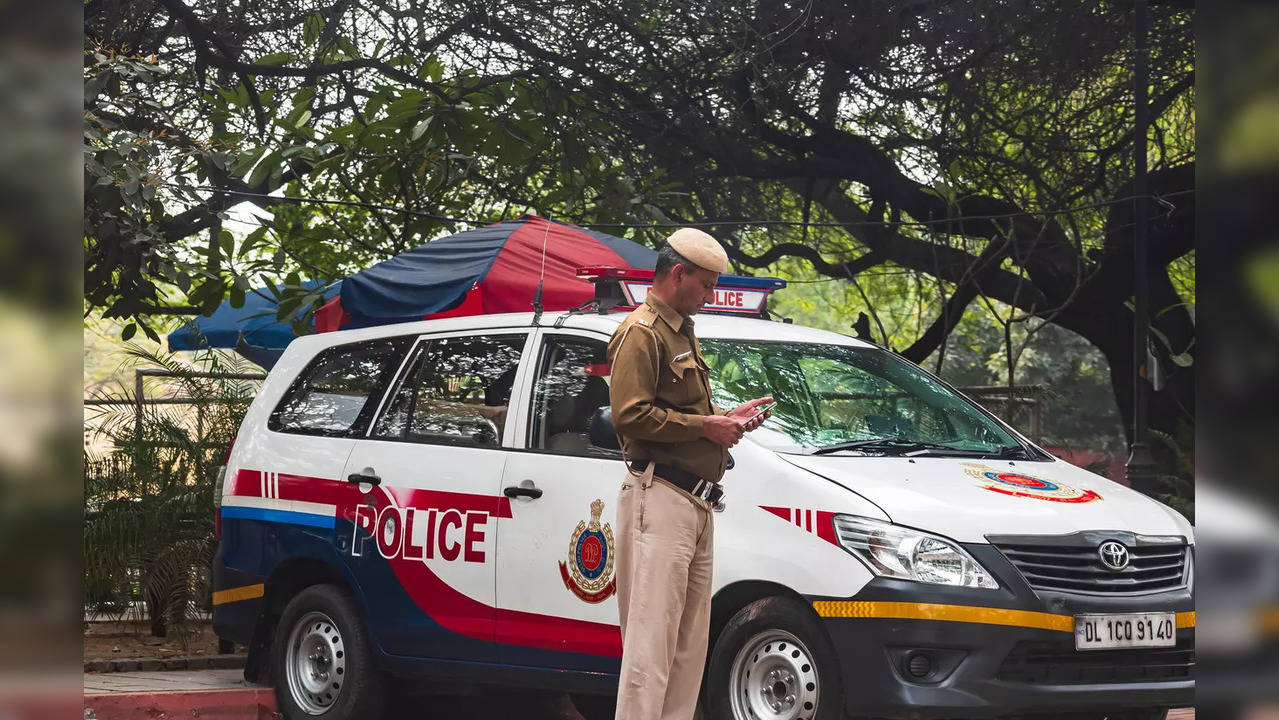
[340, 329, 533, 663]
[494, 328, 626, 671]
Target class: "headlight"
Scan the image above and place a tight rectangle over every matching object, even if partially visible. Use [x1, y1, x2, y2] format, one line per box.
[832, 515, 999, 589]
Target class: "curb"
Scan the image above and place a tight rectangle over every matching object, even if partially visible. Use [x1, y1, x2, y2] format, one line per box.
[84, 653, 246, 673]
[84, 688, 278, 720]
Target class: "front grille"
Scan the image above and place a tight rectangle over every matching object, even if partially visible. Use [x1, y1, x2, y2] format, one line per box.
[998, 637, 1194, 684]
[993, 541, 1189, 595]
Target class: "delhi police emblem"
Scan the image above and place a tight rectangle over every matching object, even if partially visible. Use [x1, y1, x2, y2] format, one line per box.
[963, 463, 1102, 504]
[559, 499, 617, 604]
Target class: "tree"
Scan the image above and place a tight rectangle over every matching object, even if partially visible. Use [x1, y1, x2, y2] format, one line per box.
[83, 0, 1194, 479]
[454, 0, 1194, 457]
[84, 0, 663, 337]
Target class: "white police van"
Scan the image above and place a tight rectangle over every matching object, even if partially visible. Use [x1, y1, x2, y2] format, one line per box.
[212, 270, 1193, 720]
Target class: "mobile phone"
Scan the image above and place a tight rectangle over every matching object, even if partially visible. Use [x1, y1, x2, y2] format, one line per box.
[744, 401, 778, 425]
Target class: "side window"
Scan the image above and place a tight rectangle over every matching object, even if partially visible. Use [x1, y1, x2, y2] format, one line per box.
[269, 337, 411, 436]
[528, 335, 616, 457]
[372, 334, 525, 447]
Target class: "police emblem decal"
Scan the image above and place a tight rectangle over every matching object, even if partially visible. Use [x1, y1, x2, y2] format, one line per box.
[962, 463, 1102, 503]
[559, 499, 617, 604]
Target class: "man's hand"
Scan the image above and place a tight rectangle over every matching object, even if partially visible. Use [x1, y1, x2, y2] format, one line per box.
[702, 415, 746, 447]
[727, 396, 775, 432]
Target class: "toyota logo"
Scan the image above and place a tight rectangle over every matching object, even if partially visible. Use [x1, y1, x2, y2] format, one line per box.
[1098, 541, 1130, 571]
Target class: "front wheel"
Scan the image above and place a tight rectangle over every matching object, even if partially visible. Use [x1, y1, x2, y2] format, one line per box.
[705, 596, 843, 720]
[271, 584, 386, 720]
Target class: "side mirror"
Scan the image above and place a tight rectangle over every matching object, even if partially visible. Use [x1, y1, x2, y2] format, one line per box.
[588, 406, 621, 450]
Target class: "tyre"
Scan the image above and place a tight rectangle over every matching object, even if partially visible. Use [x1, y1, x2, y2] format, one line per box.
[271, 584, 386, 719]
[705, 596, 842, 720]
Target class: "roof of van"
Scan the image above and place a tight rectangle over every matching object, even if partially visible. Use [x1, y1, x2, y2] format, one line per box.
[286, 310, 878, 353]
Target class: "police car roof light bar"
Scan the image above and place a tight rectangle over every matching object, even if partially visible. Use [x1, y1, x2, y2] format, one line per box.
[575, 266, 786, 318]
[575, 266, 787, 290]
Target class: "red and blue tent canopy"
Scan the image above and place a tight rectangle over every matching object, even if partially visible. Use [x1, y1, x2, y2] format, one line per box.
[167, 279, 339, 367]
[316, 215, 658, 332]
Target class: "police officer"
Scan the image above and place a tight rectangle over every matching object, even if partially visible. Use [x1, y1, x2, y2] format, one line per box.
[608, 228, 773, 720]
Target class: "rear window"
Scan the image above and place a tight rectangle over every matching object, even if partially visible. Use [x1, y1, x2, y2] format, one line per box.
[269, 337, 411, 436]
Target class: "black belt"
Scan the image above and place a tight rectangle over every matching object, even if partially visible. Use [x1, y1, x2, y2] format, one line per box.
[628, 459, 724, 505]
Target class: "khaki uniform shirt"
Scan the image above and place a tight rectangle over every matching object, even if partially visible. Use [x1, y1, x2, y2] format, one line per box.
[607, 294, 728, 484]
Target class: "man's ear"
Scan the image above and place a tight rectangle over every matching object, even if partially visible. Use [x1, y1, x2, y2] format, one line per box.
[670, 262, 686, 282]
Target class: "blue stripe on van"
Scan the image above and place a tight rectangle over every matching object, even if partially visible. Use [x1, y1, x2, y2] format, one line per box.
[220, 505, 335, 529]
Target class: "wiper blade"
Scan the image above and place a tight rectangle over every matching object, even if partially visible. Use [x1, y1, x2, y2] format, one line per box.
[981, 444, 1034, 459]
[808, 437, 962, 456]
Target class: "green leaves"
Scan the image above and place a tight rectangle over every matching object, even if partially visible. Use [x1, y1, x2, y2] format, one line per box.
[303, 12, 325, 46]
[85, 18, 545, 341]
[84, 346, 258, 635]
[410, 116, 434, 141]
[420, 56, 445, 83]
[218, 229, 235, 258]
[228, 146, 265, 177]
[84, 68, 114, 104]
[237, 227, 269, 258]
[255, 52, 299, 66]
[245, 149, 282, 187]
[188, 277, 227, 316]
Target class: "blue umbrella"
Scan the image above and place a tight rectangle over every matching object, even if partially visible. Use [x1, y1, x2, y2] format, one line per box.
[167, 280, 339, 365]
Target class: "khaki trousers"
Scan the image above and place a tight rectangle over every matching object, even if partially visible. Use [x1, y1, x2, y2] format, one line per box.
[614, 463, 715, 720]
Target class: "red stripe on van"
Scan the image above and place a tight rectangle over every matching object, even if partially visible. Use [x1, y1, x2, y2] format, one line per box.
[360, 483, 621, 656]
[230, 468, 263, 496]
[759, 505, 791, 522]
[226, 469, 611, 655]
[815, 511, 839, 547]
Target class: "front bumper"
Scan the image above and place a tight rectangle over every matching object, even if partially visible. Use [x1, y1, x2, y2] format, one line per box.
[821, 614, 1192, 719]
[812, 545, 1194, 719]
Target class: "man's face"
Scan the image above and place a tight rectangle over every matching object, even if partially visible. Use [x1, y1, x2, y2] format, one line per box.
[670, 263, 720, 316]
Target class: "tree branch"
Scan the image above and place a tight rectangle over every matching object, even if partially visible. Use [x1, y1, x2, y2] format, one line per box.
[724, 242, 883, 277]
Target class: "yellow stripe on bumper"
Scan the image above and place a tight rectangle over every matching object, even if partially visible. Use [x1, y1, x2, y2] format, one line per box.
[813, 601, 1196, 633]
[212, 583, 265, 606]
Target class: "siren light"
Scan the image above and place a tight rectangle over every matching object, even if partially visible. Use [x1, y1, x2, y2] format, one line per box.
[575, 267, 786, 318]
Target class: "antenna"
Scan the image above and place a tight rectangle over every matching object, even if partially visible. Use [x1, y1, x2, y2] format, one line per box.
[531, 214, 552, 325]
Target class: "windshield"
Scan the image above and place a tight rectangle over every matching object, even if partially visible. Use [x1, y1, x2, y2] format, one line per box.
[701, 340, 1022, 454]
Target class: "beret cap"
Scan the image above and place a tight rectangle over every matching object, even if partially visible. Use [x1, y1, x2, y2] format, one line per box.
[665, 228, 728, 274]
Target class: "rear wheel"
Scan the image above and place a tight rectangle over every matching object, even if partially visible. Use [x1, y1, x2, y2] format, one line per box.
[272, 584, 386, 719]
[705, 596, 842, 720]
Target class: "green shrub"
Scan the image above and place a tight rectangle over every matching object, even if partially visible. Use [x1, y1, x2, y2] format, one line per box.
[84, 347, 257, 638]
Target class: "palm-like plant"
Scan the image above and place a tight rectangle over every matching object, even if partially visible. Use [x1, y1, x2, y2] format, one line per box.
[85, 345, 259, 638]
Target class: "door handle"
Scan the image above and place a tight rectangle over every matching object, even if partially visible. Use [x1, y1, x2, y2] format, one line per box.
[503, 485, 543, 500]
[347, 472, 382, 486]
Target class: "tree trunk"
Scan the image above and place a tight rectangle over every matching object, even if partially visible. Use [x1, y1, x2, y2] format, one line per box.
[146, 588, 167, 638]
[1062, 298, 1194, 492]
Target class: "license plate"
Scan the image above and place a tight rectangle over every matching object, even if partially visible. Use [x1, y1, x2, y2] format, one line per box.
[1074, 612, 1176, 650]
